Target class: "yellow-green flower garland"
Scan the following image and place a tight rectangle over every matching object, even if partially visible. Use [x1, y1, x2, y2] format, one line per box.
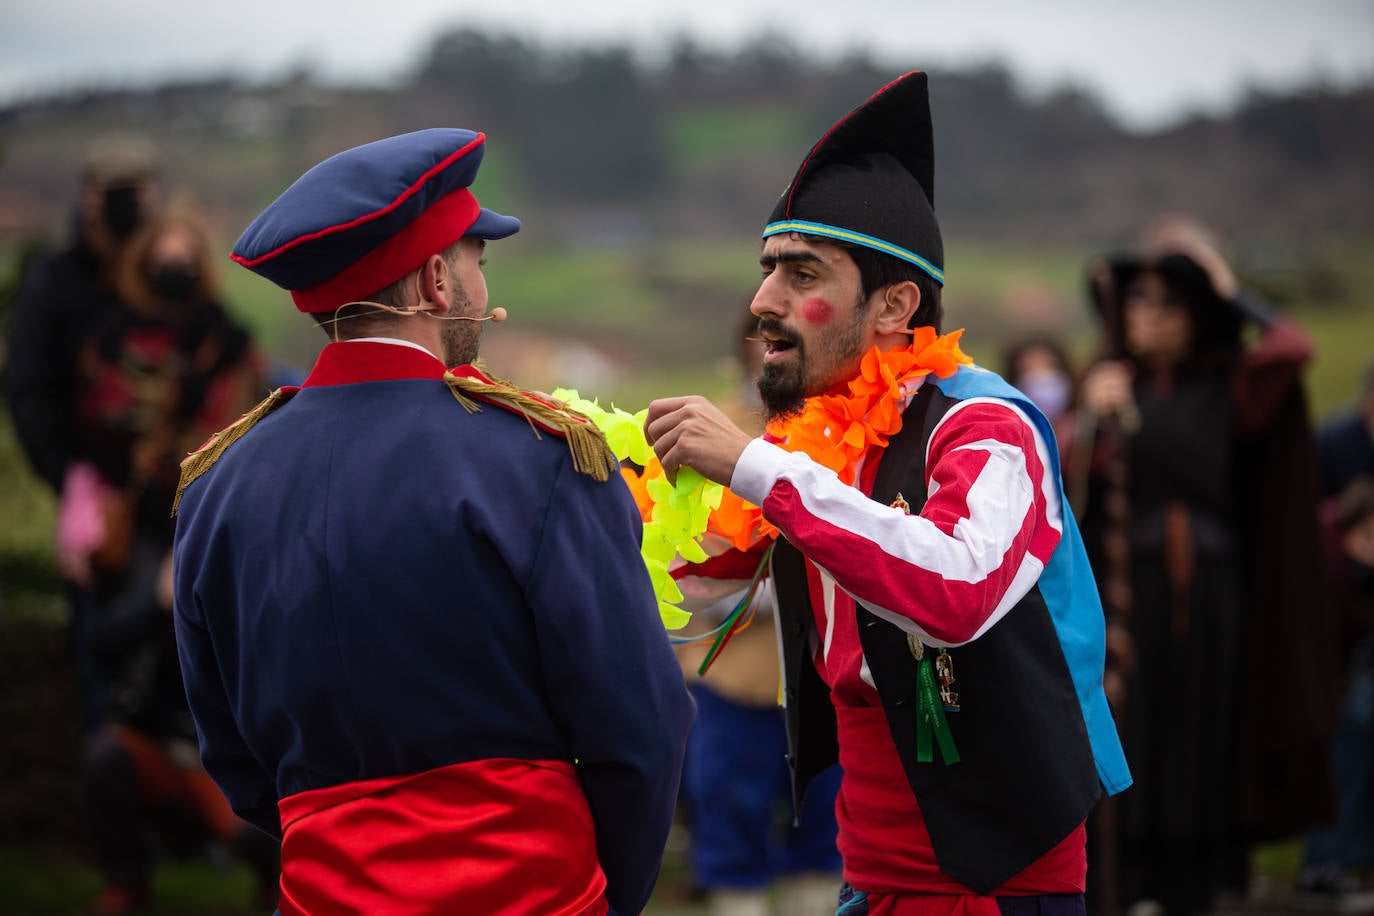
[551, 389, 721, 630]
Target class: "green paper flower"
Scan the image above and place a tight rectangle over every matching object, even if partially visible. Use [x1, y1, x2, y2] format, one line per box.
[551, 389, 724, 630]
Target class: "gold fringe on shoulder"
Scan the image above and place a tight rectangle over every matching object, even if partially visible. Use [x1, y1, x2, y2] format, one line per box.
[172, 388, 294, 516]
[443, 370, 616, 482]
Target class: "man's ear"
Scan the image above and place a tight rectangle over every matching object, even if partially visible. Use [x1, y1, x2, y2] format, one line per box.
[873, 280, 920, 334]
[415, 254, 450, 312]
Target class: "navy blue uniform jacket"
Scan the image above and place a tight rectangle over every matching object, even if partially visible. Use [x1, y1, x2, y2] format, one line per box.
[173, 340, 694, 915]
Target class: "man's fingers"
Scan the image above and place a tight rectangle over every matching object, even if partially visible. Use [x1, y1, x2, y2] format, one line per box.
[643, 400, 671, 445]
[643, 395, 746, 488]
[651, 425, 675, 459]
[646, 396, 693, 423]
[645, 396, 697, 446]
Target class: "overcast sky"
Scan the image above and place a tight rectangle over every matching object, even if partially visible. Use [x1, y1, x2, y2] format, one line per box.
[2, 0, 1371, 130]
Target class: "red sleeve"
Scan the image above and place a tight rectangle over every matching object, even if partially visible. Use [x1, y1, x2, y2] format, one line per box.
[1232, 319, 1313, 437]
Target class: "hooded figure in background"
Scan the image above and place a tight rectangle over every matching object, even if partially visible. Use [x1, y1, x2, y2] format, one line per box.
[1079, 216, 1338, 915]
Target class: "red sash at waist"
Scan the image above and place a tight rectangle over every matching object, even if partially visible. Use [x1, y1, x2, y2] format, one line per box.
[276, 757, 608, 916]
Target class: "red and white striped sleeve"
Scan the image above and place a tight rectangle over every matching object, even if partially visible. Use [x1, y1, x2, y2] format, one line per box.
[729, 397, 1063, 647]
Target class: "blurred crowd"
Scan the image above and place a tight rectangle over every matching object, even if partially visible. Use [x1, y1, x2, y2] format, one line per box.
[4, 135, 281, 914]
[2, 135, 1372, 916]
[998, 219, 1374, 916]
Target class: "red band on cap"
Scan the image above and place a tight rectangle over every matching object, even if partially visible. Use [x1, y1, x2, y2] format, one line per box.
[291, 189, 480, 313]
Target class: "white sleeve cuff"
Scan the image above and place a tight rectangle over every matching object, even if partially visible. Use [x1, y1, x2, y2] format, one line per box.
[729, 438, 797, 507]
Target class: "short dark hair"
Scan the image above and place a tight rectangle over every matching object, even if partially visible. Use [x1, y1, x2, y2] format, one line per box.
[794, 233, 943, 332]
[311, 240, 466, 339]
[311, 301, 396, 339]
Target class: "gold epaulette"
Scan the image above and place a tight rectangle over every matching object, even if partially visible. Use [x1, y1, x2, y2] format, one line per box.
[172, 387, 296, 516]
[442, 369, 617, 482]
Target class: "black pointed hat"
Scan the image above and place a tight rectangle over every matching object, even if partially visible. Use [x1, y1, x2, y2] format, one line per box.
[765, 71, 943, 286]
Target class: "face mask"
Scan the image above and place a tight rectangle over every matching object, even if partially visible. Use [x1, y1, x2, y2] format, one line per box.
[148, 263, 200, 301]
[101, 186, 144, 239]
[1017, 370, 1072, 419]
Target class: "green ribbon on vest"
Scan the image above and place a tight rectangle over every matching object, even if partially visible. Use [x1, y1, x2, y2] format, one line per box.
[916, 655, 960, 765]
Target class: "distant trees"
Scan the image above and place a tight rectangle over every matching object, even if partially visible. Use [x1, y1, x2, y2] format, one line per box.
[3, 30, 1371, 244]
[414, 30, 666, 202]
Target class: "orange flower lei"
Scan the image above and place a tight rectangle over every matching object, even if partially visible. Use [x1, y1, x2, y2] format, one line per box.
[708, 326, 974, 551]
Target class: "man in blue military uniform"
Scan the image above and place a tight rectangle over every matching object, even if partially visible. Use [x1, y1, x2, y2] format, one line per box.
[172, 128, 694, 915]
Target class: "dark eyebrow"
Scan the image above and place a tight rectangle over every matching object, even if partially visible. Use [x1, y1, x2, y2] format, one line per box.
[759, 250, 824, 269]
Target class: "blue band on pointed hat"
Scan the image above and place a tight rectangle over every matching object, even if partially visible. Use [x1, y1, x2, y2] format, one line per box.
[763, 219, 945, 285]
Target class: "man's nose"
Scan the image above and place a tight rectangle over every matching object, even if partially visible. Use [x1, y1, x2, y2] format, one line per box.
[750, 274, 784, 318]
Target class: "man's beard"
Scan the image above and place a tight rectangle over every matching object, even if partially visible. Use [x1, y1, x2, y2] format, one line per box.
[755, 306, 867, 420]
[439, 286, 481, 366]
[756, 330, 807, 421]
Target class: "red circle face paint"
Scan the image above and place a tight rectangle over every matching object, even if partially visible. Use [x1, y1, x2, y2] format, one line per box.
[800, 297, 834, 327]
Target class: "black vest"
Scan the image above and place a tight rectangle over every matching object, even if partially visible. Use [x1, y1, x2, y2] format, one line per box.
[773, 383, 1102, 894]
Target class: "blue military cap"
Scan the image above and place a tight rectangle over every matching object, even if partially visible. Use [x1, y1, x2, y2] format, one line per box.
[232, 128, 519, 313]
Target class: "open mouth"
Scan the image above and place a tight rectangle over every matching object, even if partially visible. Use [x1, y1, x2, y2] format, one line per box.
[757, 322, 800, 361]
[761, 337, 799, 364]
[763, 336, 797, 358]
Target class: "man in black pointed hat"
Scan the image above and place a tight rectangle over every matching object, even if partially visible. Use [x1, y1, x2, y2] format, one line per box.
[647, 72, 1130, 911]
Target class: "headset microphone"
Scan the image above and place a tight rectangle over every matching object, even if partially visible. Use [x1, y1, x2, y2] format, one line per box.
[332, 301, 508, 321]
[452, 306, 507, 323]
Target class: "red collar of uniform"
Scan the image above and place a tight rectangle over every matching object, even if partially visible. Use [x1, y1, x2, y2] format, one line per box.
[300, 343, 586, 441]
[303, 341, 450, 387]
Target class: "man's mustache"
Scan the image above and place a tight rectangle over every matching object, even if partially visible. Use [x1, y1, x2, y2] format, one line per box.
[755, 318, 801, 348]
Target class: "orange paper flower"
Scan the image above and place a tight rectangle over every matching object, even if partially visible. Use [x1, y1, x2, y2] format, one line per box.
[701, 330, 973, 550]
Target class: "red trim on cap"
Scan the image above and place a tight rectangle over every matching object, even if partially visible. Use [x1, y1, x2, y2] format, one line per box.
[783, 72, 919, 218]
[235, 132, 487, 269]
[290, 189, 479, 313]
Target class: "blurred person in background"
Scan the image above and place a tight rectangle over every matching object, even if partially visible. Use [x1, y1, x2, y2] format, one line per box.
[1001, 335, 1104, 525]
[4, 134, 160, 733]
[71, 206, 275, 914]
[1297, 357, 1374, 901]
[1318, 358, 1374, 499]
[674, 308, 842, 916]
[1079, 216, 1338, 915]
[1296, 475, 1374, 903]
[1001, 336, 1077, 434]
[1001, 335, 1082, 472]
